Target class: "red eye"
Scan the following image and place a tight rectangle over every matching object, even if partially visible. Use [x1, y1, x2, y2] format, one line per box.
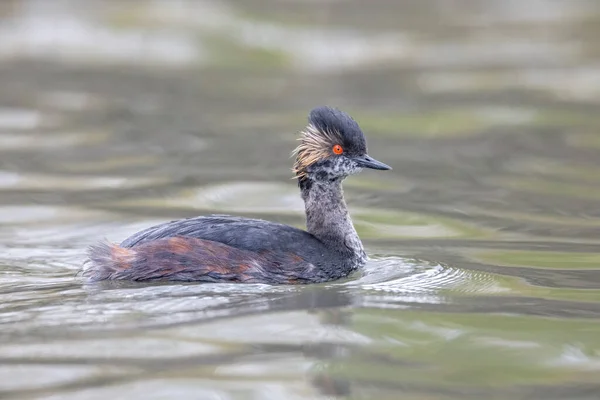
[332, 144, 343, 155]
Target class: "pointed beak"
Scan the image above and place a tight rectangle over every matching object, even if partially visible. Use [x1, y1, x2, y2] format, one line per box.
[354, 155, 392, 171]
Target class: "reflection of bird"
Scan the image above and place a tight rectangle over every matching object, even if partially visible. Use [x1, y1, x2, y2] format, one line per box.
[84, 106, 391, 284]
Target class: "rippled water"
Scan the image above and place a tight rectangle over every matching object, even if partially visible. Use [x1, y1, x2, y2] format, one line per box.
[2, 0, 600, 399]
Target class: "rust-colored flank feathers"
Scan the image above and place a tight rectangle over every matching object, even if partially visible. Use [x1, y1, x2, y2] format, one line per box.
[292, 123, 342, 180]
[84, 236, 318, 284]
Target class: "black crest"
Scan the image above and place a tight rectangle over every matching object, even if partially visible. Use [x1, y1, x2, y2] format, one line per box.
[309, 106, 367, 154]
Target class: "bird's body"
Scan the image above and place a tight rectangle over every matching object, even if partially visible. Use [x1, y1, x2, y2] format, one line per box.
[83, 106, 391, 284]
[87, 215, 358, 284]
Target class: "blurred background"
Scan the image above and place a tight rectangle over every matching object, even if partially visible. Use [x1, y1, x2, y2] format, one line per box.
[1, 0, 600, 399]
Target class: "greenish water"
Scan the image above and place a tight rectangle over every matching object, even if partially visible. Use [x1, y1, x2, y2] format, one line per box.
[1, 1, 600, 399]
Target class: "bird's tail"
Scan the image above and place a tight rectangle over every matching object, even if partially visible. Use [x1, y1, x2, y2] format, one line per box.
[82, 240, 137, 281]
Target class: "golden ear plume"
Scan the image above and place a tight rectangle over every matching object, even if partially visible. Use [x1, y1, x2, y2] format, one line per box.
[292, 124, 340, 180]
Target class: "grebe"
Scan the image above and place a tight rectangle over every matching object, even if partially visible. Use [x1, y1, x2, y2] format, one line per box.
[84, 106, 391, 284]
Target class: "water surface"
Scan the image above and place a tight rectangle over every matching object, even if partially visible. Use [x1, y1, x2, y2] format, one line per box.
[1, 1, 600, 399]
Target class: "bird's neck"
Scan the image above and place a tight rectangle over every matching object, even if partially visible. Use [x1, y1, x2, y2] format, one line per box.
[299, 178, 365, 261]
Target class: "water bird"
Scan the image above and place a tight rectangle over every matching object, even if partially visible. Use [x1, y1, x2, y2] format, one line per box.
[84, 106, 391, 284]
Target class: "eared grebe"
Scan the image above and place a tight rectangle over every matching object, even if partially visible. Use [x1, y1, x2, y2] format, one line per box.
[84, 106, 391, 284]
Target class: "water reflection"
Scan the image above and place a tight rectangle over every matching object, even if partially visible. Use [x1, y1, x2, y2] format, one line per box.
[1, 0, 600, 399]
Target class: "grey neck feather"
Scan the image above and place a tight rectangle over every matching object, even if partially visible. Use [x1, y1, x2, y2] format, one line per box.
[299, 178, 366, 262]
